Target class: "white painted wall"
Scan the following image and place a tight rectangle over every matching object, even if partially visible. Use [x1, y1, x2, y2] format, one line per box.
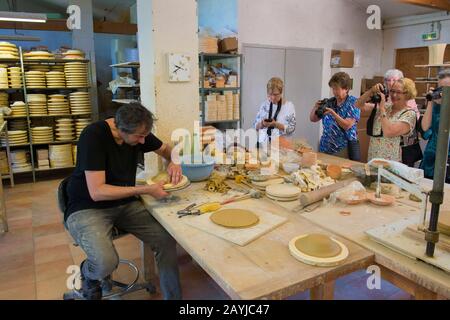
[238, 0, 384, 100]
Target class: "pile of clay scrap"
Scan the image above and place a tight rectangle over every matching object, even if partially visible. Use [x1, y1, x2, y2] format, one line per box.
[289, 165, 335, 192]
[205, 171, 230, 193]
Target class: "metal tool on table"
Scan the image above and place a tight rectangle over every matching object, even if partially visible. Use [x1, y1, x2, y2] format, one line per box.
[177, 203, 201, 218]
[220, 189, 263, 205]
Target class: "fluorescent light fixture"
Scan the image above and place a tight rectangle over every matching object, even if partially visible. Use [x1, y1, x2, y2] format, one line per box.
[0, 11, 47, 23]
[0, 35, 41, 41]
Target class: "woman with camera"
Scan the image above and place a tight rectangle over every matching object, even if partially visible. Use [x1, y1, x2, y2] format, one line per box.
[419, 69, 450, 183]
[254, 77, 296, 146]
[357, 78, 417, 162]
[310, 72, 360, 160]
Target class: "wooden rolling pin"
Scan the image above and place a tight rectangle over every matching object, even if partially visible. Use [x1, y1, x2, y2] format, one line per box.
[299, 177, 357, 209]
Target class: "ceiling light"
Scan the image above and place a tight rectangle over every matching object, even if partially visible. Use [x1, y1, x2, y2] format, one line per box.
[0, 11, 47, 23]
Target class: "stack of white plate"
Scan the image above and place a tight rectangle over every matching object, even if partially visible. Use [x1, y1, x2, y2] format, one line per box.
[31, 126, 53, 144]
[45, 71, 66, 88]
[10, 150, 32, 173]
[1, 130, 28, 146]
[23, 51, 55, 60]
[8, 67, 22, 88]
[8, 119, 27, 131]
[27, 94, 47, 116]
[69, 91, 91, 114]
[64, 62, 88, 88]
[63, 49, 85, 60]
[0, 92, 8, 107]
[25, 71, 46, 88]
[55, 118, 74, 141]
[10, 101, 27, 116]
[0, 42, 19, 59]
[74, 118, 90, 139]
[27, 64, 50, 73]
[0, 66, 8, 89]
[49, 144, 73, 168]
[265, 184, 301, 202]
[47, 94, 70, 115]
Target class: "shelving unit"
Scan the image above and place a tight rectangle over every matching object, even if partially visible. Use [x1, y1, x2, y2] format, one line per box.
[199, 53, 242, 130]
[0, 121, 13, 186]
[110, 61, 140, 104]
[0, 46, 93, 184]
[415, 64, 450, 104]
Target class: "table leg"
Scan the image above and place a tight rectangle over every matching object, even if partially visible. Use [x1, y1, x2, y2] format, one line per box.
[141, 241, 158, 282]
[310, 280, 335, 300]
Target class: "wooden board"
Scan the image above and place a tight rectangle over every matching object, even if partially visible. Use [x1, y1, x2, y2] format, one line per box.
[183, 205, 287, 246]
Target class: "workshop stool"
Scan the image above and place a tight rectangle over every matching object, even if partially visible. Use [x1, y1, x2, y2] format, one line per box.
[57, 177, 157, 300]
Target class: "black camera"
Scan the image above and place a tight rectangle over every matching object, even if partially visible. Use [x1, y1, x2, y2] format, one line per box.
[370, 85, 388, 104]
[426, 87, 443, 102]
[315, 97, 337, 119]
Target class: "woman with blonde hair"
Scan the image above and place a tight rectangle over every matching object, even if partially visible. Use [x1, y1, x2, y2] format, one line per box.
[357, 78, 418, 161]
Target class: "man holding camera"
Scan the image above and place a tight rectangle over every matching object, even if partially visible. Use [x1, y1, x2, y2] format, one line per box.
[310, 72, 360, 160]
[419, 68, 450, 183]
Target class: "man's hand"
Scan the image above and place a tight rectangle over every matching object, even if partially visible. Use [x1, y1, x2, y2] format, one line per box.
[167, 162, 182, 185]
[145, 181, 169, 199]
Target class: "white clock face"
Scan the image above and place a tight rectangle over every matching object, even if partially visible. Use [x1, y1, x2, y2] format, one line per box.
[168, 53, 191, 82]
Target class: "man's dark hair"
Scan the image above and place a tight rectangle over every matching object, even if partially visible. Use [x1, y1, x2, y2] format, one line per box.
[115, 103, 154, 134]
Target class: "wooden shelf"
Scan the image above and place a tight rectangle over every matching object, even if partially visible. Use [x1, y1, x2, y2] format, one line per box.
[415, 64, 450, 68]
[23, 59, 90, 64]
[110, 62, 139, 68]
[199, 53, 242, 60]
[415, 80, 438, 84]
[35, 165, 75, 172]
[200, 87, 240, 92]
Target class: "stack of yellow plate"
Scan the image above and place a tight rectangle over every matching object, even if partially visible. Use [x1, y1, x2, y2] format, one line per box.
[0, 92, 8, 107]
[0, 151, 9, 174]
[69, 91, 91, 114]
[72, 145, 77, 164]
[8, 119, 27, 130]
[27, 64, 50, 73]
[1, 130, 28, 146]
[8, 67, 22, 88]
[63, 49, 85, 60]
[47, 94, 69, 115]
[31, 126, 53, 144]
[23, 51, 55, 60]
[45, 71, 65, 88]
[0, 66, 8, 89]
[0, 42, 19, 59]
[49, 144, 73, 168]
[10, 101, 27, 116]
[74, 118, 90, 139]
[10, 150, 32, 173]
[51, 65, 64, 72]
[25, 71, 46, 88]
[27, 94, 47, 116]
[64, 62, 88, 88]
[55, 118, 74, 141]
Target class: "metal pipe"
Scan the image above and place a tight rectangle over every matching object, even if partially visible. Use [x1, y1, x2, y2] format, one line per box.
[426, 86, 450, 257]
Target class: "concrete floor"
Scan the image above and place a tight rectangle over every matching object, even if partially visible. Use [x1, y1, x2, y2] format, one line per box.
[0, 178, 412, 300]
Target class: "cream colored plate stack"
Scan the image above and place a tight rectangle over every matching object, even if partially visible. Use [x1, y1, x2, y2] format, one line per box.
[47, 94, 70, 115]
[8, 67, 22, 88]
[55, 118, 74, 141]
[0, 42, 19, 59]
[31, 126, 53, 144]
[27, 65, 50, 73]
[265, 184, 301, 202]
[10, 150, 32, 173]
[45, 71, 66, 88]
[75, 118, 90, 139]
[63, 49, 85, 60]
[69, 91, 91, 114]
[8, 119, 27, 131]
[0, 151, 9, 174]
[64, 62, 88, 88]
[72, 145, 77, 164]
[51, 65, 65, 72]
[10, 101, 27, 116]
[25, 71, 46, 88]
[0, 66, 8, 89]
[23, 51, 55, 60]
[49, 144, 73, 168]
[0, 92, 8, 107]
[27, 94, 47, 116]
[2, 130, 28, 146]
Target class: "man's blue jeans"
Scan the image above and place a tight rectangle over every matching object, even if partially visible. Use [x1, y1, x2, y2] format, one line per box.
[66, 200, 182, 300]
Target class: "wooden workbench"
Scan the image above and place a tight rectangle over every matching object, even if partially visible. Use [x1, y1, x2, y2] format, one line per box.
[141, 182, 374, 300]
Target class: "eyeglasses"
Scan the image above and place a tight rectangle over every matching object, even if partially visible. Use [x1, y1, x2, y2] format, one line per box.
[268, 92, 281, 97]
[389, 90, 407, 95]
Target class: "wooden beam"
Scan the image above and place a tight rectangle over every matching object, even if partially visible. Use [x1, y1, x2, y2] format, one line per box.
[0, 19, 137, 35]
[399, 0, 450, 11]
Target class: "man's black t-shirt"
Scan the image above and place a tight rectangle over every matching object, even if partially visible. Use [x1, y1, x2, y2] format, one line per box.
[65, 120, 163, 221]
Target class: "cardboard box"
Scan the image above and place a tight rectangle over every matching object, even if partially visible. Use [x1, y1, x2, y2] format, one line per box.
[219, 37, 238, 53]
[330, 49, 354, 68]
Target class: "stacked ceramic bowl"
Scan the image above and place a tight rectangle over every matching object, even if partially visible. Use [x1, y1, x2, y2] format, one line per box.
[25, 71, 46, 88]
[27, 94, 47, 116]
[54, 118, 74, 141]
[47, 94, 70, 115]
[72, 145, 77, 164]
[0, 66, 8, 89]
[10, 150, 32, 173]
[74, 118, 90, 139]
[2, 130, 28, 146]
[23, 51, 55, 60]
[51, 65, 65, 72]
[69, 91, 91, 114]
[0, 151, 8, 174]
[8, 67, 22, 88]
[265, 184, 301, 202]
[63, 49, 85, 60]
[10, 101, 27, 116]
[0, 42, 19, 59]
[27, 64, 50, 73]
[45, 71, 66, 88]
[64, 62, 89, 88]
[49, 144, 73, 168]
[8, 119, 27, 131]
[0, 92, 8, 107]
[31, 126, 53, 144]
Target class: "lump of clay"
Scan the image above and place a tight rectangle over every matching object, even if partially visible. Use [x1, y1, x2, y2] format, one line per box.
[294, 233, 342, 258]
[210, 209, 259, 228]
